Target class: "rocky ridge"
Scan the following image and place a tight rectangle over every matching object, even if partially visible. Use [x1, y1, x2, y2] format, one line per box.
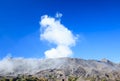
[0, 57, 120, 81]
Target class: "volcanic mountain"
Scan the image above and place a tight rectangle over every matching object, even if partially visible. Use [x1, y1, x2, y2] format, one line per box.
[0, 57, 120, 81]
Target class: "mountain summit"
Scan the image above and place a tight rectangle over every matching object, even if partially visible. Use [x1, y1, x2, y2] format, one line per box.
[0, 57, 120, 81]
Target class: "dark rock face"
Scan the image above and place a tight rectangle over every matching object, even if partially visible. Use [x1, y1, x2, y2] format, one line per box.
[0, 57, 120, 81]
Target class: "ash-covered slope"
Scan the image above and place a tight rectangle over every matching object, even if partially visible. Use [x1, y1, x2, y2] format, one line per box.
[0, 57, 120, 80]
[35, 58, 120, 80]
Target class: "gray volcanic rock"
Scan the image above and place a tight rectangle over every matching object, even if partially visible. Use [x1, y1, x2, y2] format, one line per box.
[0, 57, 120, 81]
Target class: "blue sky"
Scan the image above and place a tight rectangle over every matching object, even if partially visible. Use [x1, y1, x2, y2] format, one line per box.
[0, 0, 120, 62]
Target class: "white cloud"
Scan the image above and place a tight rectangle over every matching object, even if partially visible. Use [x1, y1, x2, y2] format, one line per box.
[40, 13, 77, 58]
[55, 12, 62, 18]
[0, 57, 37, 75]
[0, 13, 78, 75]
[45, 45, 72, 58]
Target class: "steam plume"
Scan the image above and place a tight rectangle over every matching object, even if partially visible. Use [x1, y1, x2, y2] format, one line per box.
[40, 13, 77, 58]
[0, 13, 77, 75]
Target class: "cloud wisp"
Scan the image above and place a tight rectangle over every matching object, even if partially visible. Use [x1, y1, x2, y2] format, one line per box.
[40, 13, 77, 58]
[0, 56, 66, 75]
